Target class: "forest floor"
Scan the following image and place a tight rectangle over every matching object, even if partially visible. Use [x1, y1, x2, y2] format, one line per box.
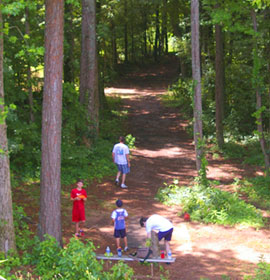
[18, 55, 270, 279]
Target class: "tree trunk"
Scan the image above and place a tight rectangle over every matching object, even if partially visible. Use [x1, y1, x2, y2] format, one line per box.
[124, 0, 128, 63]
[191, 0, 203, 172]
[80, 0, 99, 136]
[215, 20, 225, 148]
[131, 6, 135, 62]
[154, 8, 160, 62]
[161, 0, 168, 54]
[251, 10, 270, 175]
[143, 11, 147, 57]
[64, 2, 75, 83]
[111, 21, 118, 66]
[38, 0, 64, 245]
[0, 1, 16, 253]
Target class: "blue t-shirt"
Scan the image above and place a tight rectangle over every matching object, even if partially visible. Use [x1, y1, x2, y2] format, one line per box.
[111, 209, 128, 230]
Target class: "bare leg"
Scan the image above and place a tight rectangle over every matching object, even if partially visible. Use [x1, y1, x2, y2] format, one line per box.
[116, 171, 121, 181]
[75, 222, 79, 235]
[116, 238, 120, 248]
[123, 236, 128, 248]
[121, 173, 126, 185]
[80, 221, 85, 231]
[165, 240, 171, 255]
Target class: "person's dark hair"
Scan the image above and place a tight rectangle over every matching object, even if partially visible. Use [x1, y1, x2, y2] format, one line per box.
[77, 179, 84, 184]
[139, 217, 147, 227]
[116, 199, 123, 207]
[119, 136, 125, 143]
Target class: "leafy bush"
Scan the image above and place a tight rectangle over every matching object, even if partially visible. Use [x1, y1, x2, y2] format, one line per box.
[156, 182, 264, 228]
[33, 237, 133, 280]
[163, 77, 193, 115]
[1, 236, 134, 280]
[12, 205, 35, 252]
[244, 259, 270, 280]
[237, 176, 270, 209]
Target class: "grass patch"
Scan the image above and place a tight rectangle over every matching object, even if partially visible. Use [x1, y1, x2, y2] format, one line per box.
[156, 181, 264, 228]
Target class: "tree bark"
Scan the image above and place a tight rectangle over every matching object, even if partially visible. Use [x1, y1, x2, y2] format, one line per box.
[251, 10, 270, 175]
[64, 2, 75, 83]
[80, 0, 99, 136]
[161, 0, 168, 54]
[154, 8, 160, 62]
[124, 0, 128, 63]
[38, 0, 64, 245]
[215, 20, 225, 148]
[111, 21, 118, 66]
[0, 1, 16, 253]
[191, 0, 203, 172]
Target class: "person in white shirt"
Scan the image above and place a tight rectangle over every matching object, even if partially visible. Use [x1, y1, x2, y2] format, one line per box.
[140, 214, 173, 257]
[112, 136, 130, 189]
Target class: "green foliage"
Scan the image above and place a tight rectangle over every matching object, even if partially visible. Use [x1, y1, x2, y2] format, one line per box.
[105, 261, 134, 280]
[6, 83, 128, 185]
[195, 138, 209, 188]
[1, 235, 134, 280]
[125, 134, 136, 150]
[99, 96, 127, 141]
[16, 237, 133, 280]
[244, 259, 270, 280]
[163, 77, 193, 115]
[31, 235, 61, 277]
[60, 89, 129, 184]
[0, 98, 9, 124]
[0, 251, 21, 279]
[12, 205, 34, 252]
[156, 181, 264, 228]
[237, 176, 270, 209]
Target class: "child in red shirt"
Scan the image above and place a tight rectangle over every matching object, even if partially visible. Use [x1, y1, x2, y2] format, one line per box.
[71, 180, 87, 237]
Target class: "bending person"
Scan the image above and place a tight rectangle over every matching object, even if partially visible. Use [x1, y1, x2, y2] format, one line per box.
[140, 214, 173, 257]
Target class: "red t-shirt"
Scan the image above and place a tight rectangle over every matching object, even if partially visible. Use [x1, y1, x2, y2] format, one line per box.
[71, 188, 87, 222]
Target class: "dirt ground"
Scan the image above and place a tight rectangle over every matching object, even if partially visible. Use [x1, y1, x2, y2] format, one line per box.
[21, 55, 270, 279]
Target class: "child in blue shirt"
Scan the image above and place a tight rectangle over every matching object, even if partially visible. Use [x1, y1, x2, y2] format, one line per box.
[111, 199, 128, 252]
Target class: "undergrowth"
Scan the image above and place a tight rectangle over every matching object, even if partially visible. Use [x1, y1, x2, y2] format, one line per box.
[235, 176, 270, 209]
[0, 236, 134, 280]
[156, 180, 264, 228]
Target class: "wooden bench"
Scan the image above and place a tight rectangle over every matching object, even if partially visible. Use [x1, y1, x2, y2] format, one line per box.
[96, 254, 176, 278]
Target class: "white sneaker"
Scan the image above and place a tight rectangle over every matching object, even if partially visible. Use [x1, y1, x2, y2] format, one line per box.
[121, 184, 128, 189]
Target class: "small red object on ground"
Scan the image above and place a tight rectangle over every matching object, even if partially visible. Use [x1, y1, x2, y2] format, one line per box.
[160, 251, 165, 259]
[184, 213, 190, 221]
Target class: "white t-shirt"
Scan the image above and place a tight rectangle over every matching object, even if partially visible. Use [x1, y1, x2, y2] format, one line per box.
[112, 143, 129, 165]
[146, 214, 173, 233]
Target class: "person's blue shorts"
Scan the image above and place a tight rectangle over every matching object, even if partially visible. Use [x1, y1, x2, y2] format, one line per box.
[158, 228, 173, 241]
[116, 164, 130, 174]
[114, 229, 126, 238]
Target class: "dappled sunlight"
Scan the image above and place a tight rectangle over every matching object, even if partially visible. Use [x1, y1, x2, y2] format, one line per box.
[134, 147, 190, 159]
[207, 164, 247, 181]
[173, 225, 270, 264]
[105, 87, 137, 95]
[105, 86, 166, 97]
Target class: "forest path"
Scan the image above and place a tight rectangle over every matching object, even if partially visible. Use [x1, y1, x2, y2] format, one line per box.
[80, 56, 270, 280]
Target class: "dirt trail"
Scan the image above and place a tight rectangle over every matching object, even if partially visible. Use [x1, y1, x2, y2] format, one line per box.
[80, 56, 270, 280]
